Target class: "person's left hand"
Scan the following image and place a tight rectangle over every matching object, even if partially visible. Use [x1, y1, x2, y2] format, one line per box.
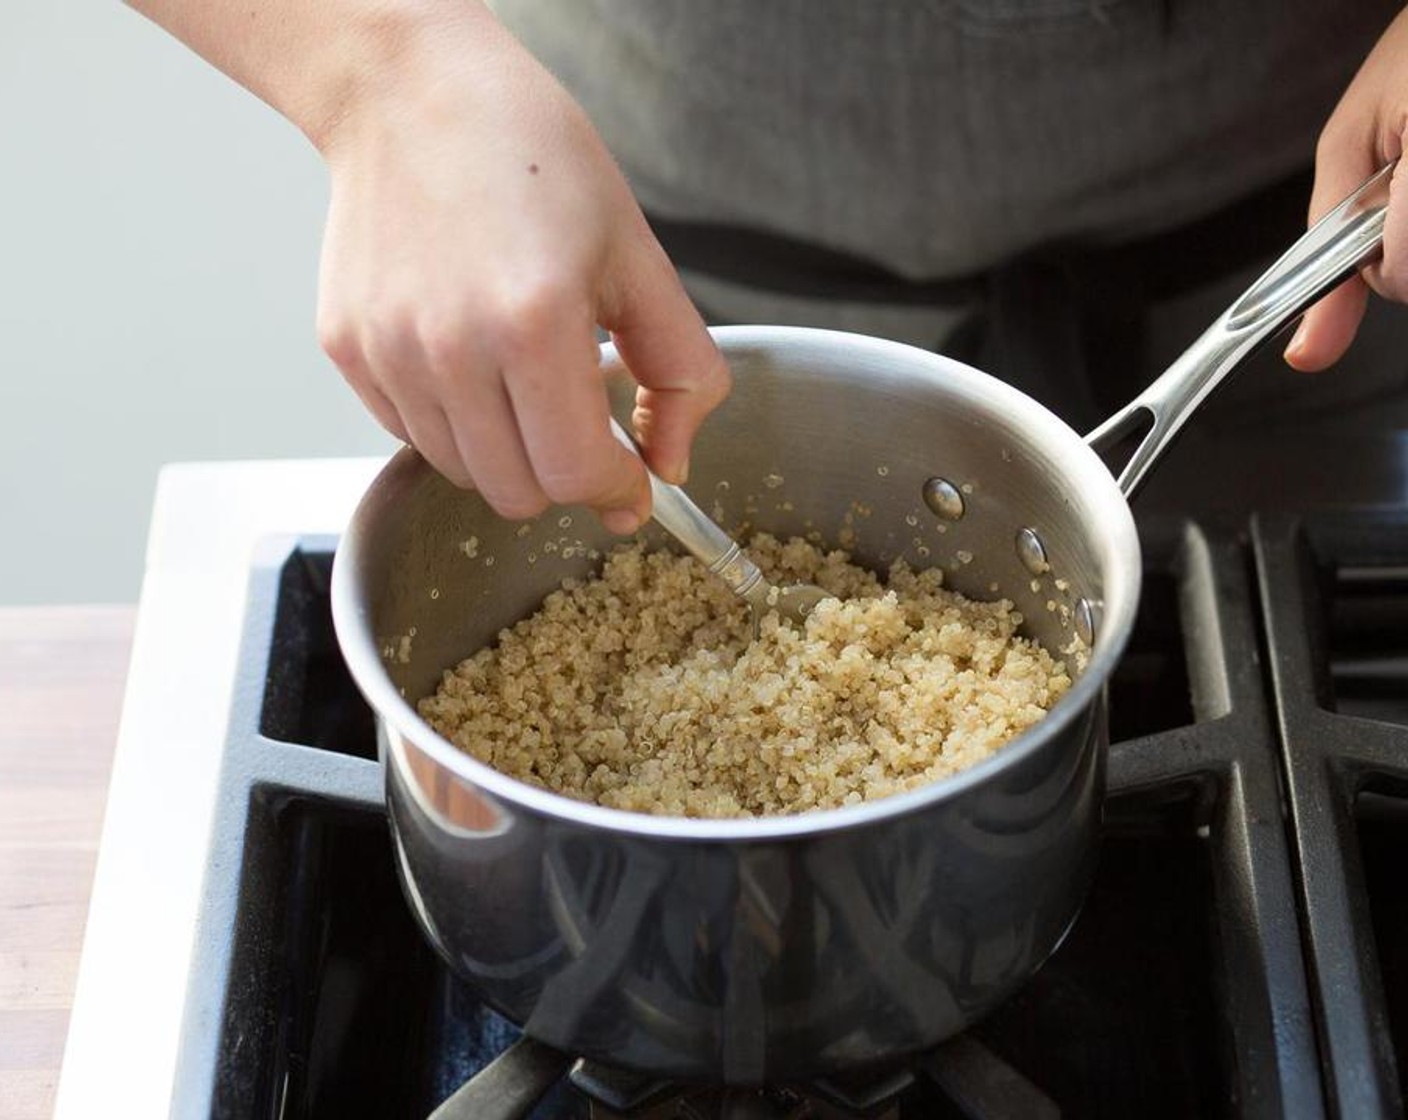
[1286, 7, 1408, 372]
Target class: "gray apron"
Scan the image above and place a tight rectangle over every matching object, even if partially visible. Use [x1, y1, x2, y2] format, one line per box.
[493, 0, 1408, 429]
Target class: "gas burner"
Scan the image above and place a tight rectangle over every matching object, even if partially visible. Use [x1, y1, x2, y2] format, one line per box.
[570, 1036, 1057, 1120]
[582, 1082, 818, 1120]
[568, 1056, 915, 1120]
[574, 1082, 894, 1119]
[569, 1054, 913, 1120]
[426, 1034, 1056, 1120]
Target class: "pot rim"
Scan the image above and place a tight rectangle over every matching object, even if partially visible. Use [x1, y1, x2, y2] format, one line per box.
[331, 325, 1142, 841]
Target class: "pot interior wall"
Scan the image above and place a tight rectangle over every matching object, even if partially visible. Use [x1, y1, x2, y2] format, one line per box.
[361, 334, 1124, 713]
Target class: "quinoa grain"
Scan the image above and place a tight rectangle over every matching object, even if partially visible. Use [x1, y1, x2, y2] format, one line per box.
[419, 535, 1071, 819]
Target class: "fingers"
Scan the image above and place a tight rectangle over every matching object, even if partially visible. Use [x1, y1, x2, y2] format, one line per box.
[361, 321, 478, 490]
[357, 381, 411, 445]
[321, 293, 652, 529]
[603, 237, 731, 486]
[491, 294, 650, 529]
[1285, 277, 1370, 372]
[437, 376, 549, 520]
[317, 308, 414, 444]
[1288, 118, 1380, 372]
[416, 313, 551, 518]
[1371, 152, 1408, 303]
[343, 365, 413, 446]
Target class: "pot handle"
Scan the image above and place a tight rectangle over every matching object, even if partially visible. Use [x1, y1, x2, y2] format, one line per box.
[1086, 162, 1395, 499]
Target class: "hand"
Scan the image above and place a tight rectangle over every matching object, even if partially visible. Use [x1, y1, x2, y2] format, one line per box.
[1287, 8, 1408, 372]
[314, 7, 729, 531]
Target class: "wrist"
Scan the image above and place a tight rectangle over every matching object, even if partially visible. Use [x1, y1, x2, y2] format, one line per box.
[299, 0, 498, 158]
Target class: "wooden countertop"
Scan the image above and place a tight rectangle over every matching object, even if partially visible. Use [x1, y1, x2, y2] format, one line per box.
[0, 607, 134, 1120]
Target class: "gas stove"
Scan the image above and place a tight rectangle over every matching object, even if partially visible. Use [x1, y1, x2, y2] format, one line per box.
[53, 457, 1408, 1119]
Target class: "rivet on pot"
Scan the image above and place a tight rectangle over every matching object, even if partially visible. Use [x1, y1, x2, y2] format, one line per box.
[922, 478, 965, 520]
[1015, 527, 1049, 575]
[1075, 597, 1098, 647]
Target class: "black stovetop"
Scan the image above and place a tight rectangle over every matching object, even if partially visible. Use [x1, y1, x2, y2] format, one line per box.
[167, 512, 1408, 1120]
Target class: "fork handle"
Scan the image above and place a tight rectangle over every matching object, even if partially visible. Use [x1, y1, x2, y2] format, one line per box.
[609, 418, 767, 598]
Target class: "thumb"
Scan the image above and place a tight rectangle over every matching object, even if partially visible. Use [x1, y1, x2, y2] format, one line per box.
[603, 237, 731, 485]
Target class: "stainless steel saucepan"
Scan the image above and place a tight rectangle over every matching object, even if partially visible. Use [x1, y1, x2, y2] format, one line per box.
[330, 166, 1392, 1086]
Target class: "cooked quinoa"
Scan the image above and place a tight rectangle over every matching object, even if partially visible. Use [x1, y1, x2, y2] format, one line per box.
[419, 535, 1072, 819]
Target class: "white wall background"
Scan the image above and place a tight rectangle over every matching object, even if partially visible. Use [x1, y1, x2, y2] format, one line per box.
[0, 3, 395, 604]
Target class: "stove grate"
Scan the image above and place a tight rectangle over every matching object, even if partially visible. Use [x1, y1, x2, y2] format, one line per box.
[166, 518, 1324, 1119]
[1255, 511, 1408, 1118]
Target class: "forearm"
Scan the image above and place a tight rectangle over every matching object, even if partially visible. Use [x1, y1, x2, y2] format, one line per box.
[124, 0, 495, 152]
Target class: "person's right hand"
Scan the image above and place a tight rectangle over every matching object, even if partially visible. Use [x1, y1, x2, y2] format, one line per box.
[1286, 7, 1408, 373]
[313, 4, 729, 532]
